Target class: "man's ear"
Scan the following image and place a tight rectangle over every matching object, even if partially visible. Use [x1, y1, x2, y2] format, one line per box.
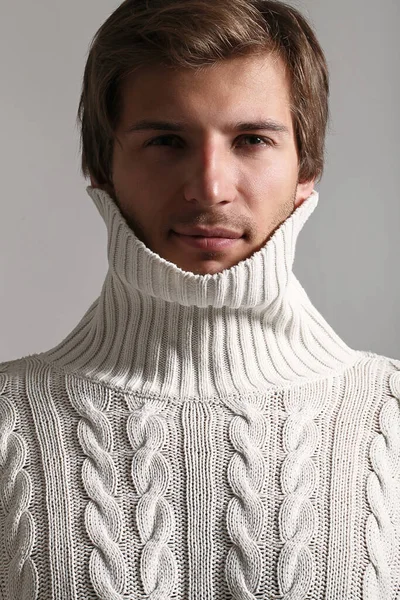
[294, 178, 316, 209]
[89, 174, 115, 199]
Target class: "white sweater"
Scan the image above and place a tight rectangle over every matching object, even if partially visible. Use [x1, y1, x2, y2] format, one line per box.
[0, 186, 399, 600]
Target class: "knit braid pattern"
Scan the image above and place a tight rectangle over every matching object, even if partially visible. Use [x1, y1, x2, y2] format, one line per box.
[66, 376, 126, 600]
[363, 368, 400, 600]
[127, 400, 177, 599]
[277, 397, 320, 600]
[0, 370, 38, 600]
[224, 398, 268, 600]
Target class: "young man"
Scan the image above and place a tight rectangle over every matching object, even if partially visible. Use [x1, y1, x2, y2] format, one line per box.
[1, 1, 399, 599]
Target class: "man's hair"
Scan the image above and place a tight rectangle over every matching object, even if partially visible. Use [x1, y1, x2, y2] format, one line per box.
[77, 0, 330, 187]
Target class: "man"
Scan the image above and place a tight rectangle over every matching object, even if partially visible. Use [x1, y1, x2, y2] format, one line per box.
[1, 0, 399, 599]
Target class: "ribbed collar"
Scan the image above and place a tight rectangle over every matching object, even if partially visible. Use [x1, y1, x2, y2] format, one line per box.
[40, 186, 360, 398]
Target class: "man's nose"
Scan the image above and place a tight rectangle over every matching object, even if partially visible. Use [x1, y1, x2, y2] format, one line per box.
[182, 145, 237, 207]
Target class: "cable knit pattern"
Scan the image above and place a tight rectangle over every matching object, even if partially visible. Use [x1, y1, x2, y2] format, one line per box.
[65, 375, 126, 600]
[126, 400, 178, 598]
[363, 368, 400, 600]
[277, 388, 321, 600]
[225, 397, 268, 600]
[0, 371, 38, 600]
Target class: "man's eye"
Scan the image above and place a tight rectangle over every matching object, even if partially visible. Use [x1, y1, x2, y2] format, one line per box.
[238, 135, 273, 147]
[146, 135, 182, 148]
[145, 134, 273, 148]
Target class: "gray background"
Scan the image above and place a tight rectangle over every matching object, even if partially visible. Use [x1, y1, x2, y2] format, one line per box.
[0, 0, 399, 363]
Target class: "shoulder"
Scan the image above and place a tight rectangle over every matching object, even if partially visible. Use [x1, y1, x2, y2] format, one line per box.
[0, 354, 33, 383]
[355, 349, 400, 370]
[0, 353, 48, 409]
[354, 349, 400, 399]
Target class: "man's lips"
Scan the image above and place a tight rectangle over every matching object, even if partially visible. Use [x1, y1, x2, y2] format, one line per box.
[172, 231, 242, 250]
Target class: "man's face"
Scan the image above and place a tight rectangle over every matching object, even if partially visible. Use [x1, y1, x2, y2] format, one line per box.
[92, 52, 315, 275]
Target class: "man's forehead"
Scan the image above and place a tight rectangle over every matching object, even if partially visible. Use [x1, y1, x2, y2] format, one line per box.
[121, 51, 289, 94]
[118, 53, 292, 133]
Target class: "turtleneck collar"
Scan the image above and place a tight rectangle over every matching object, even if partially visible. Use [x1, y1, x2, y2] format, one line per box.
[40, 186, 360, 398]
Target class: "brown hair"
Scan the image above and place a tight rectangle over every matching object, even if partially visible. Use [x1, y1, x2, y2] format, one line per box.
[77, 0, 330, 187]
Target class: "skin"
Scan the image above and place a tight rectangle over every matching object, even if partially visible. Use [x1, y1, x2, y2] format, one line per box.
[90, 52, 315, 275]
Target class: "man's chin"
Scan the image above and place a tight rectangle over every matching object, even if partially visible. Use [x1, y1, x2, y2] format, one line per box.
[160, 245, 257, 276]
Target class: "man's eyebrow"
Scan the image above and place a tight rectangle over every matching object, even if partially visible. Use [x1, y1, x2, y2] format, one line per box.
[125, 119, 290, 136]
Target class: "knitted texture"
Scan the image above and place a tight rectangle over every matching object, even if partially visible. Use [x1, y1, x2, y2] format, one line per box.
[363, 368, 400, 600]
[0, 369, 38, 600]
[0, 187, 399, 600]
